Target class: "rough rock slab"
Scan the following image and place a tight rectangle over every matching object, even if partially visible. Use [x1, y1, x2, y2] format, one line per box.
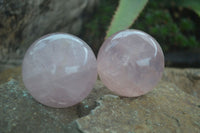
[69, 82, 200, 133]
[162, 68, 200, 98]
[0, 67, 200, 133]
[0, 75, 110, 133]
[0, 79, 79, 133]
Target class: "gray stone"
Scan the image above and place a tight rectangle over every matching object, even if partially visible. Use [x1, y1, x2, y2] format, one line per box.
[0, 0, 99, 68]
[70, 82, 200, 133]
[1, 67, 200, 132]
[162, 68, 200, 98]
[0, 79, 79, 133]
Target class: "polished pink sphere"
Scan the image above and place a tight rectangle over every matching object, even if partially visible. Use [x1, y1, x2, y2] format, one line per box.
[22, 33, 97, 108]
[97, 29, 164, 97]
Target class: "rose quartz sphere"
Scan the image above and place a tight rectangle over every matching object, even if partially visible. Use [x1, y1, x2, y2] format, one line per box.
[97, 29, 164, 97]
[22, 33, 97, 108]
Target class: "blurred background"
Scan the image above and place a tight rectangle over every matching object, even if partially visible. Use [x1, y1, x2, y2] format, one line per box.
[0, 0, 199, 72]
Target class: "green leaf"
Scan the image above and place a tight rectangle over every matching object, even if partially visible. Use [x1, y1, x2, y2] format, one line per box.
[106, 0, 148, 38]
[176, 0, 200, 16]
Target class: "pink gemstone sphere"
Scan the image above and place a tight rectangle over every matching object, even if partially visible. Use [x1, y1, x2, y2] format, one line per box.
[97, 29, 164, 97]
[22, 33, 97, 108]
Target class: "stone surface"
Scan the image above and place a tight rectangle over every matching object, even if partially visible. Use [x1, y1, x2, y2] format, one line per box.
[69, 82, 200, 133]
[0, 67, 22, 84]
[22, 33, 97, 108]
[1, 67, 200, 133]
[0, 79, 79, 133]
[0, 0, 99, 69]
[97, 29, 164, 97]
[162, 68, 200, 98]
[0, 77, 110, 133]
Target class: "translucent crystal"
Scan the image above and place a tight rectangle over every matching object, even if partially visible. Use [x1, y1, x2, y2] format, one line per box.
[97, 29, 164, 97]
[22, 33, 97, 108]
